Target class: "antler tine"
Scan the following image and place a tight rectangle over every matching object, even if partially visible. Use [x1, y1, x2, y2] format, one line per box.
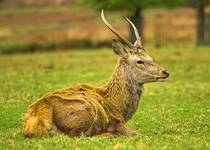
[124, 17, 142, 48]
[101, 10, 133, 49]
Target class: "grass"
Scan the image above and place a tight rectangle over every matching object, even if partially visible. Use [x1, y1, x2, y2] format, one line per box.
[0, 46, 210, 149]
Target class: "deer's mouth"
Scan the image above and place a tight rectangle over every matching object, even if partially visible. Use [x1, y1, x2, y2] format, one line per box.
[156, 76, 168, 79]
[155, 75, 169, 81]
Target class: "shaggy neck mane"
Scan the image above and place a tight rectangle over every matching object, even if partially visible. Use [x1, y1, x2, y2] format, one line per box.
[101, 59, 143, 122]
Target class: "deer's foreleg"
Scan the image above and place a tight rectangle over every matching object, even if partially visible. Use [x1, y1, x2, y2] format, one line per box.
[113, 123, 139, 136]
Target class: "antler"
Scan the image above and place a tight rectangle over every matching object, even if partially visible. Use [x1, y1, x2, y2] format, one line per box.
[124, 17, 143, 48]
[101, 10, 133, 49]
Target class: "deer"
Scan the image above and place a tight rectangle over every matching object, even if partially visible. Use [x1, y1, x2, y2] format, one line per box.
[22, 10, 169, 137]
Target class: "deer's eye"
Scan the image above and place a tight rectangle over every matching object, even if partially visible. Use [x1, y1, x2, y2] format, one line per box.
[137, 60, 144, 65]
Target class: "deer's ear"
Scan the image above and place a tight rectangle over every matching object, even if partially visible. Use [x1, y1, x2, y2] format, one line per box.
[112, 39, 128, 58]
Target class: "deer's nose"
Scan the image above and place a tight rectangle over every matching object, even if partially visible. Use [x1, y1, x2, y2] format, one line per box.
[162, 70, 170, 78]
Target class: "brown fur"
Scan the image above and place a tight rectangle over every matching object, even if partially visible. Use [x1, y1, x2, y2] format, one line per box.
[23, 60, 143, 137]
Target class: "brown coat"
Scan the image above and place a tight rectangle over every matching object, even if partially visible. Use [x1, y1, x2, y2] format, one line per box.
[22, 60, 143, 137]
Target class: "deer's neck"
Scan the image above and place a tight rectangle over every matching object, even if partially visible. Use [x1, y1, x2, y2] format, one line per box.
[101, 59, 143, 122]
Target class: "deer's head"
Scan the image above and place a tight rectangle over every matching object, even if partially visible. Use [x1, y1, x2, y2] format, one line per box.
[101, 10, 169, 84]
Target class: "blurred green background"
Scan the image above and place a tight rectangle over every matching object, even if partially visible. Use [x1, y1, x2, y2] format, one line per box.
[0, 0, 210, 150]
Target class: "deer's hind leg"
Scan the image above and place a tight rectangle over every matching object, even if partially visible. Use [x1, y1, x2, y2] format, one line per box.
[23, 101, 59, 137]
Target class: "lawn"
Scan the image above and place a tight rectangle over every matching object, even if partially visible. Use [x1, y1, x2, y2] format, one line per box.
[0, 46, 209, 149]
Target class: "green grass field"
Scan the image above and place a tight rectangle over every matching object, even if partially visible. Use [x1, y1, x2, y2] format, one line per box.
[0, 46, 210, 149]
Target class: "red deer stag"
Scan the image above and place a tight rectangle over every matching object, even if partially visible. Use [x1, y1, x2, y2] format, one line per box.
[22, 10, 169, 137]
